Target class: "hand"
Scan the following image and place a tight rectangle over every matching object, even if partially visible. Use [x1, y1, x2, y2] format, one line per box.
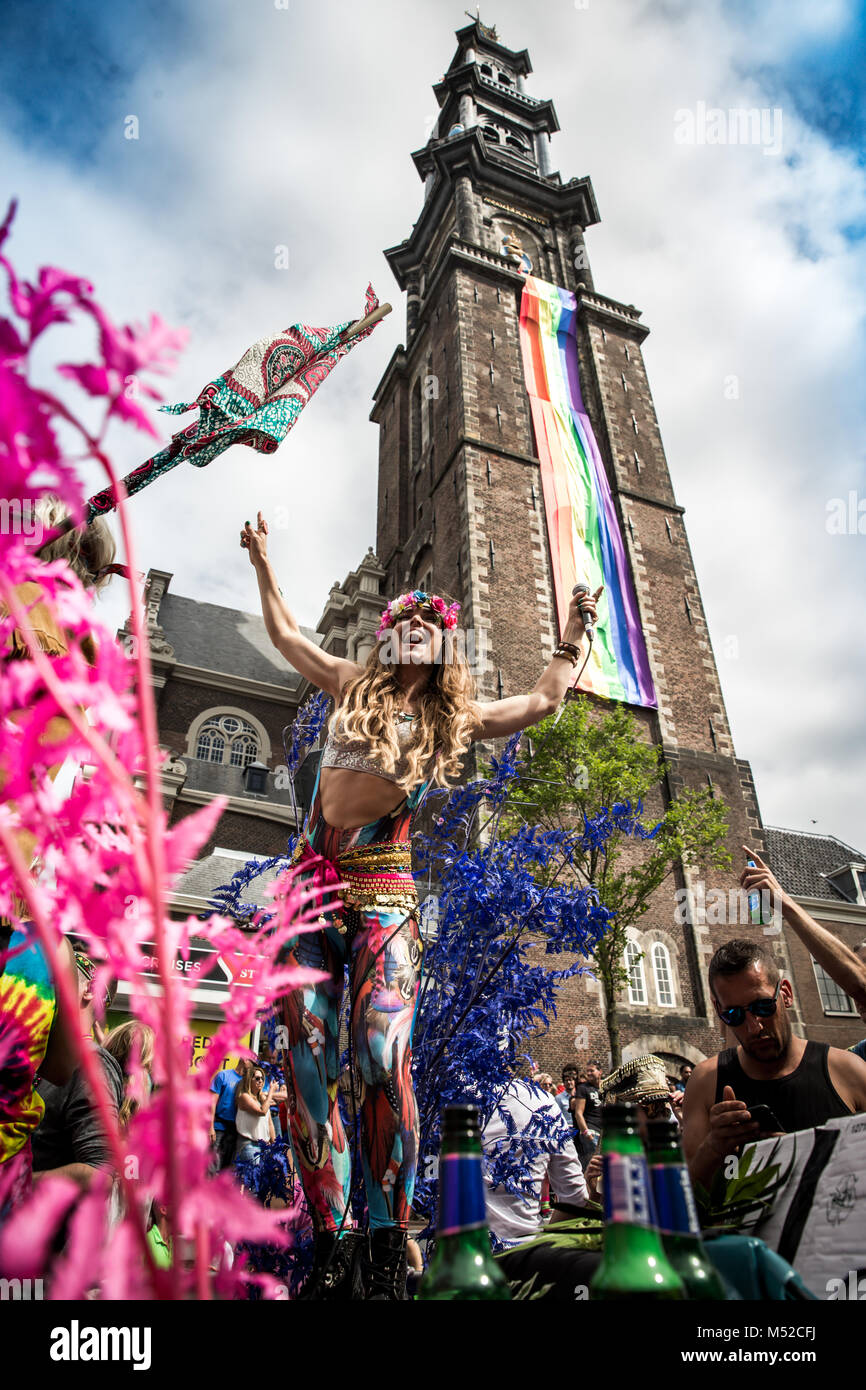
[240, 511, 269, 567]
[740, 847, 789, 917]
[208, 1126, 216, 1146]
[564, 586, 604, 645]
[706, 1084, 759, 1157]
[670, 1089, 685, 1113]
[584, 1153, 603, 1200]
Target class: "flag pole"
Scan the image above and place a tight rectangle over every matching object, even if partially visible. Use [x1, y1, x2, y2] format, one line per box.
[340, 301, 391, 341]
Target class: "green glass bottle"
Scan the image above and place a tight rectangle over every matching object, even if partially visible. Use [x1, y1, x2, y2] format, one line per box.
[646, 1117, 728, 1300]
[417, 1103, 511, 1301]
[590, 1102, 685, 1300]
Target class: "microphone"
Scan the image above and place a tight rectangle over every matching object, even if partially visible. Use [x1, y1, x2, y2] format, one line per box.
[572, 583, 595, 639]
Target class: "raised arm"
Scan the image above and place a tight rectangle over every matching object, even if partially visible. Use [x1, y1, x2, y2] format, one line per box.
[472, 587, 602, 741]
[241, 513, 362, 702]
[741, 848, 866, 1014]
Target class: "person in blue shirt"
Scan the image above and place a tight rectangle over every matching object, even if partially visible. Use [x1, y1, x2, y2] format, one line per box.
[209, 1063, 244, 1172]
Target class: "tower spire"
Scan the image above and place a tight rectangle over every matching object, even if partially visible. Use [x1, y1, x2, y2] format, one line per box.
[464, 8, 498, 41]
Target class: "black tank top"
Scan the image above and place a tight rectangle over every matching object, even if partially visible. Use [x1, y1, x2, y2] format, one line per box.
[714, 1040, 852, 1133]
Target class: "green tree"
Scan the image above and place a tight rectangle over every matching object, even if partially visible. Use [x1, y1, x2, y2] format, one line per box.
[496, 696, 732, 1067]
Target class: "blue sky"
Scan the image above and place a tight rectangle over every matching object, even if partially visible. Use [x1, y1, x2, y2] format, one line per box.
[1, 0, 865, 849]
[731, 0, 866, 158]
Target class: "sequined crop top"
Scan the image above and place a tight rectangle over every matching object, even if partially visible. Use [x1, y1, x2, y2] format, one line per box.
[320, 715, 419, 786]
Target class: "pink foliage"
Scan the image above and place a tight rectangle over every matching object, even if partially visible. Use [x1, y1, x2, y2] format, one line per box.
[0, 202, 324, 1298]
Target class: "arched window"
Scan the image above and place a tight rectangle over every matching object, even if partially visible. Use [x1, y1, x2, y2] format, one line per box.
[481, 125, 500, 143]
[624, 941, 647, 1005]
[505, 133, 527, 151]
[194, 714, 260, 769]
[652, 942, 675, 1007]
[479, 63, 493, 77]
[498, 72, 513, 86]
[196, 729, 225, 763]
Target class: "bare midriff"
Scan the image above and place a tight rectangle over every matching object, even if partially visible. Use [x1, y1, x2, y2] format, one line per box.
[318, 765, 407, 830]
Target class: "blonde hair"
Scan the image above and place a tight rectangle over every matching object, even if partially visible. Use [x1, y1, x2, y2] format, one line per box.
[329, 614, 482, 795]
[103, 1020, 155, 1128]
[34, 495, 116, 593]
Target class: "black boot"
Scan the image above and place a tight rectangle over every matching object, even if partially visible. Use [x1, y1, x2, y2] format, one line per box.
[299, 1230, 362, 1300]
[365, 1227, 409, 1301]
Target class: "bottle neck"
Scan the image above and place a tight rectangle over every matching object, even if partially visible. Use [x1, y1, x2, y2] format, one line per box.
[647, 1149, 702, 1238]
[601, 1145, 655, 1229]
[437, 1147, 488, 1238]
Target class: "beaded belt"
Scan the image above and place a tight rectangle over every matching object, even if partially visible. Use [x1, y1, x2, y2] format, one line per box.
[336, 840, 418, 913]
[288, 836, 418, 922]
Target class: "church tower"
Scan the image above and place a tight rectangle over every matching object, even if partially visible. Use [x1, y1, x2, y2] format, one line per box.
[370, 18, 791, 1068]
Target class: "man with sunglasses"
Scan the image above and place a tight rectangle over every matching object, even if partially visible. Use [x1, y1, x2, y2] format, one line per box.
[682, 939, 866, 1192]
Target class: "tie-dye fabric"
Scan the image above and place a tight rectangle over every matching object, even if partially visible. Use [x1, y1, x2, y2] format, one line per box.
[0, 927, 56, 1164]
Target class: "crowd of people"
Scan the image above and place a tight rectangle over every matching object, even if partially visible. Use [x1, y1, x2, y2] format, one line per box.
[2, 909, 866, 1297]
[3, 504, 866, 1301]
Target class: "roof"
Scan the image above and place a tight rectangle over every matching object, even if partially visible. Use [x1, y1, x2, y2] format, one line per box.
[158, 592, 321, 688]
[765, 826, 866, 902]
[173, 848, 291, 908]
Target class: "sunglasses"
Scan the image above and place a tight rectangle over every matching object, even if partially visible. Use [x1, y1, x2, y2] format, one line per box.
[395, 603, 444, 630]
[715, 978, 781, 1028]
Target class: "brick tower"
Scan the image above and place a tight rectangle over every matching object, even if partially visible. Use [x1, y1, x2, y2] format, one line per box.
[369, 18, 794, 1070]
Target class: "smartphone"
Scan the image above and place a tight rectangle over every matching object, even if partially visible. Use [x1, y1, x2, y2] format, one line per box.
[747, 1104, 785, 1136]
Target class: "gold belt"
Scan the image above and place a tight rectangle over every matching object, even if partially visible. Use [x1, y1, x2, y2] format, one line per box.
[289, 837, 417, 917]
[339, 841, 417, 913]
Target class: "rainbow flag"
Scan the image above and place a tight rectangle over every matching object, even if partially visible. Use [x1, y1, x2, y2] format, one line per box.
[518, 276, 656, 708]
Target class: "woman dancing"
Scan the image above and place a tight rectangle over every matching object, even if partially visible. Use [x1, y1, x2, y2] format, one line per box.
[241, 511, 600, 1299]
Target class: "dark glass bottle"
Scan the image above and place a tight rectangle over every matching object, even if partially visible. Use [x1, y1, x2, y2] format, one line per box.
[590, 1102, 685, 1300]
[417, 1103, 510, 1301]
[645, 1117, 728, 1300]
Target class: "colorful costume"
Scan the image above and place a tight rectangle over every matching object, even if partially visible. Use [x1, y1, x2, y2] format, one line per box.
[279, 722, 428, 1233]
[0, 580, 93, 1218]
[0, 926, 56, 1218]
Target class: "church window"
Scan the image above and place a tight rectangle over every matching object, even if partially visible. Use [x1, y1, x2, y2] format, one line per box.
[625, 941, 647, 1005]
[196, 729, 224, 763]
[812, 959, 856, 1015]
[195, 714, 260, 768]
[229, 736, 257, 769]
[652, 943, 675, 1007]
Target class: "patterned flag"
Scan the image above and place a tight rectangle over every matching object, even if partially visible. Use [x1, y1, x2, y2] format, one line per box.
[84, 284, 382, 522]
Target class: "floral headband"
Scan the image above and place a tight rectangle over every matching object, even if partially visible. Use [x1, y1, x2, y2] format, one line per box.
[376, 590, 461, 640]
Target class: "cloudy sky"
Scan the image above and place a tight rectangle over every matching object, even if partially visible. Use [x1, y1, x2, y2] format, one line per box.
[2, 0, 864, 849]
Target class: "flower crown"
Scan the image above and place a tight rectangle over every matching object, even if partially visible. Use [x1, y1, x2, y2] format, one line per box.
[376, 589, 461, 639]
